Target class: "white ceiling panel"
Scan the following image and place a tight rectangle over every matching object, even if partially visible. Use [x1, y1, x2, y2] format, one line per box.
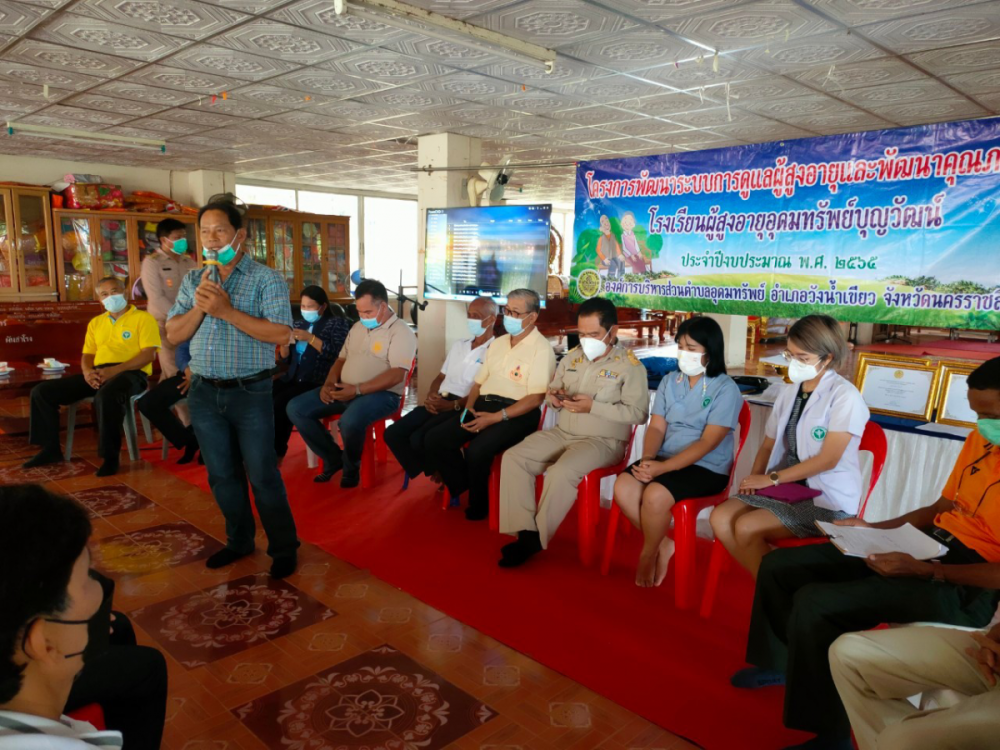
[906, 39, 1000, 75]
[168, 44, 302, 81]
[92, 81, 202, 106]
[65, 93, 173, 117]
[809, 0, 992, 26]
[859, 3, 1000, 54]
[68, 0, 249, 41]
[664, 0, 838, 50]
[320, 48, 451, 85]
[0, 1, 49, 35]
[556, 29, 701, 72]
[269, 1, 415, 46]
[942, 69, 1000, 97]
[736, 31, 886, 72]
[791, 57, 927, 91]
[121, 64, 245, 94]
[33, 15, 190, 61]
[2, 39, 145, 78]
[471, 0, 639, 47]
[269, 68, 396, 98]
[212, 19, 360, 62]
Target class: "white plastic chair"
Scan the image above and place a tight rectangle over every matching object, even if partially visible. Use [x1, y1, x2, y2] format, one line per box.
[64, 393, 153, 462]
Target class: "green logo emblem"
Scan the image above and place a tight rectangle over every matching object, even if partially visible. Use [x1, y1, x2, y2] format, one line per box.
[811, 426, 827, 441]
[576, 269, 602, 299]
[702, 397, 712, 408]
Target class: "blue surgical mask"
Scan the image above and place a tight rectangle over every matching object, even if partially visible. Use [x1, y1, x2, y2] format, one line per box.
[301, 309, 321, 324]
[978, 418, 1000, 445]
[169, 237, 188, 255]
[503, 316, 524, 336]
[467, 318, 487, 337]
[102, 294, 127, 314]
[360, 303, 384, 330]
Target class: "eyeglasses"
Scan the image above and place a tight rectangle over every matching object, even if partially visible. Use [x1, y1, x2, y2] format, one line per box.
[501, 306, 532, 319]
[781, 350, 822, 365]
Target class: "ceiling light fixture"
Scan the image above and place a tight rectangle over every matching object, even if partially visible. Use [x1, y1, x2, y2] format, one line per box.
[6, 121, 167, 153]
[335, 0, 557, 73]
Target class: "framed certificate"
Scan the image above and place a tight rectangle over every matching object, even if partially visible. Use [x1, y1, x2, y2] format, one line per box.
[854, 353, 940, 421]
[934, 360, 979, 428]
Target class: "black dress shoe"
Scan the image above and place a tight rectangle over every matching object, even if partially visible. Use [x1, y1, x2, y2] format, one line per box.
[95, 460, 119, 477]
[178, 432, 200, 465]
[314, 457, 343, 483]
[22, 450, 63, 469]
[340, 472, 360, 489]
[465, 505, 489, 521]
[498, 531, 542, 568]
[206, 548, 251, 569]
[270, 556, 297, 579]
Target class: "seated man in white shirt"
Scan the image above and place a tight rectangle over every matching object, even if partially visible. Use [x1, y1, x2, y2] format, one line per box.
[385, 296, 496, 481]
[0, 485, 123, 749]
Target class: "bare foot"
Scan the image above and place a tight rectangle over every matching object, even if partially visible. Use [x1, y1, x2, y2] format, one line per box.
[636, 548, 658, 587]
[654, 537, 675, 587]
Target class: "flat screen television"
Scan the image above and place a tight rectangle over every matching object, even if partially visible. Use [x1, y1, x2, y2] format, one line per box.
[423, 204, 551, 305]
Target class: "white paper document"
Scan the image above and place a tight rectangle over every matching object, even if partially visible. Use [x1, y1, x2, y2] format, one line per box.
[815, 522, 948, 560]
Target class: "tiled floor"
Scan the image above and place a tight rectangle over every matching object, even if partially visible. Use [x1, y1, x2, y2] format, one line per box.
[0, 427, 699, 750]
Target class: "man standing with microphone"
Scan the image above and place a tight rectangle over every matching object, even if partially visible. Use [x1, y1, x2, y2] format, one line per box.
[166, 197, 299, 578]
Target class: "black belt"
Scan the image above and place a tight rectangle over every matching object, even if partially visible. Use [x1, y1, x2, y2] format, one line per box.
[482, 394, 516, 406]
[930, 526, 986, 564]
[199, 369, 275, 389]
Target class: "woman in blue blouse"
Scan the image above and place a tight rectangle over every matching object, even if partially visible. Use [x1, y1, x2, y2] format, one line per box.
[613, 317, 743, 587]
[274, 285, 350, 459]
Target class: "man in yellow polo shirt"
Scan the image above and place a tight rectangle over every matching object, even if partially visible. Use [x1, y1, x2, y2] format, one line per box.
[426, 288, 556, 520]
[25, 276, 160, 476]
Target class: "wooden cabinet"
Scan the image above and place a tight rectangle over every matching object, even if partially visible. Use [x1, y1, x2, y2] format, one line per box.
[244, 209, 351, 301]
[53, 210, 200, 302]
[0, 185, 57, 300]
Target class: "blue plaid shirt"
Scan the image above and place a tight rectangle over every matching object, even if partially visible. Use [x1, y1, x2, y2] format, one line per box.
[167, 254, 292, 379]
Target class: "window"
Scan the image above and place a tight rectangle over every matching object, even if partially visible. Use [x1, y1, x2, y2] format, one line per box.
[362, 196, 419, 292]
[234, 184, 296, 209]
[298, 191, 360, 282]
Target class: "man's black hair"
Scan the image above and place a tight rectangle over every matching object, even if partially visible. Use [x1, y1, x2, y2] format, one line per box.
[0, 485, 92, 703]
[354, 279, 389, 305]
[676, 316, 727, 378]
[577, 297, 618, 331]
[155, 218, 187, 241]
[197, 200, 243, 231]
[968, 356, 1000, 391]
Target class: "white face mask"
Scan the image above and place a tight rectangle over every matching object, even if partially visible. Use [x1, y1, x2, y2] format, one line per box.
[677, 349, 706, 377]
[580, 331, 610, 361]
[788, 358, 825, 384]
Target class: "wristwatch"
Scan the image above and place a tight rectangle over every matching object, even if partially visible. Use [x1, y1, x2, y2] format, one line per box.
[355, 384, 362, 397]
[769, 471, 781, 486]
[501, 408, 509, 422]
[931, 560, 946, 583]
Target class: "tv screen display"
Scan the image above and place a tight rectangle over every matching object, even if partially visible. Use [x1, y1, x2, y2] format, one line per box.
[423, 204, 551, 305]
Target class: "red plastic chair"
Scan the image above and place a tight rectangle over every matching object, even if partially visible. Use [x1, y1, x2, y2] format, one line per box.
[600, 402, 752, 612]
[698, 420, 888, 619]
[67, 704, 106, 730]
[310, 359, 417, 489]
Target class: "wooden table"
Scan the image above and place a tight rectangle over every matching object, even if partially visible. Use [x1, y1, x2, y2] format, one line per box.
[0, 359, 81, 399]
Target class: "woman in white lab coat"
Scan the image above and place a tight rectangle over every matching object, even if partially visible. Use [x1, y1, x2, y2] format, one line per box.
[709, 315, 870, 578]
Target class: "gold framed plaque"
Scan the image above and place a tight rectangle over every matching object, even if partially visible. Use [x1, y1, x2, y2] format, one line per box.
[854, 353, 940, 421]
[933, 360, 979, 428]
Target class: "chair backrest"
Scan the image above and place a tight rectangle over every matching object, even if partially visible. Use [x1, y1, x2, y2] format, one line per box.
[722, 401, 753, 494]
[392, 358, 418, 420]
[857, 421, 888, 520]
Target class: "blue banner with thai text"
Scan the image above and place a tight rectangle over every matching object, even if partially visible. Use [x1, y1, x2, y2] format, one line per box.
[571, 116, 1000, 330]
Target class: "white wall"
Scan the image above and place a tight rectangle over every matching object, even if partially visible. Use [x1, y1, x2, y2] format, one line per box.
[0, 154, 174, 196]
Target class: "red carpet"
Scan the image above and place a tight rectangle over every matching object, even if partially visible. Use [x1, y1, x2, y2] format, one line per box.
[152, 436, 808, 750]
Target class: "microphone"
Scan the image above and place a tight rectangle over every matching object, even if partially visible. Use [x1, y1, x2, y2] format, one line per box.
[203, 248, 221, 284]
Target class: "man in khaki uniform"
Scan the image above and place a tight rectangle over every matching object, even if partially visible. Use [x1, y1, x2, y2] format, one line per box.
[831, 622, 1000, 750]
[498, 297, 649, 566]
[141, 218, 196, 377]
[426, 288, 556, 521]
[287, 279, 416, 488]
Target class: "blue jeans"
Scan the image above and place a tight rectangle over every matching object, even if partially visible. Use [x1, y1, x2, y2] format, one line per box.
[188, 376, 299, 561]
[287, 388, 400, 477]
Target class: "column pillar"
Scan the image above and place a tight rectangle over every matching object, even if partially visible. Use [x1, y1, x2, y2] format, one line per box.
[416, 133, 481, 403]
[170, 169, 236, 207]
[706, 313, 748, 369]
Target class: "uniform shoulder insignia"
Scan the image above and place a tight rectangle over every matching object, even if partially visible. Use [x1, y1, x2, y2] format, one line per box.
[627, 350, 640, 366]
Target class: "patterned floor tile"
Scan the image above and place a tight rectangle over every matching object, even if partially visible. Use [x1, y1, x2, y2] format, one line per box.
[0, 457, 95, 484]
[71, 483, 155, 518]
[234, 644, 497, 750]
[132, 573, 336, 668]
[93, 522, 225, 578]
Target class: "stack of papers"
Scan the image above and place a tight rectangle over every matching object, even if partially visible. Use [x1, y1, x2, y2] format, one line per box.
[815, 522, 948, 560]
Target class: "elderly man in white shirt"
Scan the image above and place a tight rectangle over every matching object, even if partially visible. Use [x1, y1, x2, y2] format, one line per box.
[385, 296, 497, 482]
